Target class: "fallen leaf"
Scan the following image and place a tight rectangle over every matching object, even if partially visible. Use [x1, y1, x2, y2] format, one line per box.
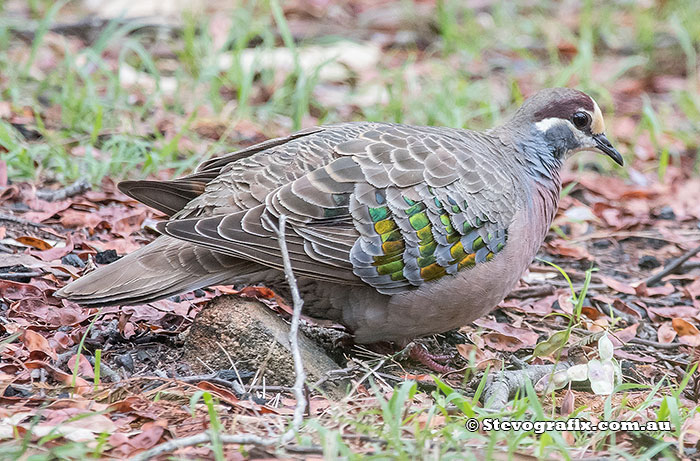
[561, 388, 575, 416]
[681, 411, 700, 446]
[611, 298, 642, 319]
[0, 280, 45, 300]
[657, 322, 677, 344]
[22, 329, 57, 361]
[557, 294, 575, 315]
[31, 235, 74, 262]
[455, 343, 500, 370]
[672, 318, 700, 346]
[611, 324, 639, 345]
[24, 361, 90, 394]
[599, 276, 636, 295]
[15, 235, 52, 251]
[613, 349, 656, 363]
[648, 306, 699, 319]
[400, 373, 432, 381]
[546, 239, 592, 260]
[473, 318, 539, 347]
[636, 282, 675, 297]
[67, 354, 95, 379]
[112, 420, 167, 457]
[581, 306, 606, 321]
[482, 332, 527, 352]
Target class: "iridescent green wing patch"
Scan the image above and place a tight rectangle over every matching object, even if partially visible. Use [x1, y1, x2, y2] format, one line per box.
[350, 184, 508, 294]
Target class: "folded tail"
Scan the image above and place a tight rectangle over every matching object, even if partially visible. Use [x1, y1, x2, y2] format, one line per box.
[55, 236, 256, 306]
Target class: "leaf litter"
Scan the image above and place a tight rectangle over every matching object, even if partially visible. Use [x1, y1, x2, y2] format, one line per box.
[1, 0, 700, 458]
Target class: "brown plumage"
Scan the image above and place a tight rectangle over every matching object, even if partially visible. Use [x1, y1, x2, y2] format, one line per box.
[56, 88, 622, 343]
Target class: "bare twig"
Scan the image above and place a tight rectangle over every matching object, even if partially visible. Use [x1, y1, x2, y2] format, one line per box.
[0, 271, 42, 281]
[131, 433, 275, 461]
[132, 214, 307, 460]
[643, 244, 700, 286]
[267, 214, 307, 443]
[0, 212, 48, 229]
[216, 341, 246, 391]
[628, 337, 681, 350]
[176, 372, 246, 395]
[35, 178, 91, 202]
[506, 284, 554, 299]
[11, 17, 177, 44]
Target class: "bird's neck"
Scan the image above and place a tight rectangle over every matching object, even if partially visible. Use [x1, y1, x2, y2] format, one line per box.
[517, 138, 564, 235]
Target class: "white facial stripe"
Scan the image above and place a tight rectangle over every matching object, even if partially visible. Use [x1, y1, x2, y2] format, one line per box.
[536, 101, 605, 136]
[534, 117, 596, 155]
[534, 117, 569, 132]
[591, 99, 605, 134]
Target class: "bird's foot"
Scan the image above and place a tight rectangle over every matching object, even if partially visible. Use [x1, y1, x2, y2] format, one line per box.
[408, 344, 456, 374]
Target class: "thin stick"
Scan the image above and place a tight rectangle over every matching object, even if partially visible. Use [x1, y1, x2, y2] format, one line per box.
[0, 271, 43, 281]
[628, 337, 681, 350]
[132, 213, 308, 460]
[267, 214, 307, 443]
[0, 212, 48, 229]
[35, 178, 91, 201]
[643, 243, 700, 286]
[216, 341, 245, 391]
[131, 433, 275, 461]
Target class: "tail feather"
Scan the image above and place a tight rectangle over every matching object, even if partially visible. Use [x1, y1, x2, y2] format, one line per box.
[55, 236, 257, 306]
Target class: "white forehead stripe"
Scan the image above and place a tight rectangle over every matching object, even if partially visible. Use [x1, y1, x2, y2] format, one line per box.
[591, 99, 605, 134]
[535, 117, 572, 132]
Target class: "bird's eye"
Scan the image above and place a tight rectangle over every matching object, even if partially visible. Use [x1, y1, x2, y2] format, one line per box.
[572, 111, 591, 130]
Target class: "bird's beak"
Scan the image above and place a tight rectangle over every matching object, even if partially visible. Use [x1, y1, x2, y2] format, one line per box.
[593, 133, 624, 166]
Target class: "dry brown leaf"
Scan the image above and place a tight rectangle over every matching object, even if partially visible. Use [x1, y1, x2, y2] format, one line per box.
[112, 419, 167, 457]
[681, 411, 700, 446]
[599, 276, 636, 295]
[561, 388, 575, 416]
[546, 239, 592, 260]
[67, 354, 95, 379]
[0, 280, 45, 300]
[558, 294, 574, 315]
[636, 282, 675, 297]
[612, 324, 639, 345]
[482, 332, 527, 352]
[657, 322, 677, 343]
[672, 318, 700, 346]
[455, 343, 500, 370]
[611, 298, 643, 319]
[15, 235, 52, 251]
[24, 360, 91, 394]
[648, 305, 699, 319]
[22, 329, 57, 361]
[581, 306, 606, 321]
[613, 349, 656, 363]
[473, 318, 539, 346]
[400, 373, 432, 381]
[31, 235, 74, 262]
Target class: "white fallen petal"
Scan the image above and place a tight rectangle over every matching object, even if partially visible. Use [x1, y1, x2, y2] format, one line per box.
[567, 364, 589, 381]
[598, 333, 614, 361]
[536, 370, 571, 394]
[588, 359, 615, 395]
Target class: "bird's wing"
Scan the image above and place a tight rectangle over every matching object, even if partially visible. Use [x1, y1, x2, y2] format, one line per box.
[117, 127, 325, 216]
[158, 124, 520, 293]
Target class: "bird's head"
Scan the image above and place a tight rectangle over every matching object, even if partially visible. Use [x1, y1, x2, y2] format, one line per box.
[503, 88, 623, 167]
